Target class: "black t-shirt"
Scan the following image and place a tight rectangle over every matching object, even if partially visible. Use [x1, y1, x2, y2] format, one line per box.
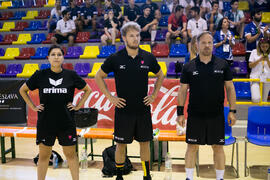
[26, 68, 86, 132]
[141, 2, 159, 18]
[101, 48, 160, 112]
[180, 55, 233, 114]
[137, 15, 154, 29]
[104, 17, 119, 29]
[66, 6, 81, 20]
[80, 5, 97, 19]
[105, 3, 121, 18]
[124, 5, 141, 21]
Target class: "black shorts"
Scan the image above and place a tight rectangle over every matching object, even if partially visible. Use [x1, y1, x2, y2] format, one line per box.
[36, 126, 77, 146]
[114, 108, 153, 144]
[55, 33, 76, 44]
[141, 31, 151, 39]
[186, 112, 225, 145]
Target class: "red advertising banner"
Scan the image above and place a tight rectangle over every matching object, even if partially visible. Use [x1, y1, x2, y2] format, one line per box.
[27, 79, 228, 130]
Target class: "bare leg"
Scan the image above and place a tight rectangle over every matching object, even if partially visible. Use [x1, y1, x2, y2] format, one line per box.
[212, 145, 225, 170]
[37, 144, 52, 180]
[62, 145, 79, 180]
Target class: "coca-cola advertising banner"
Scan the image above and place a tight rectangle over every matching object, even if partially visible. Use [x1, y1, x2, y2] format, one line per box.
[27, 79, 228, 129]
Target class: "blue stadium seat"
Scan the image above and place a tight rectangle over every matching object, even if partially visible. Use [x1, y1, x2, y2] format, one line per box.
[160, 4, 170, 15]
[8, 0, 24, 8]
[24, 21, 42, 31]
[40, 63, 51, 70]
[61, 0, 69, 6]
[9, 11, 26, 20]
[169, 44, 188, 57]
[97, 45, 116, 58]
[223, 1, 231, 12]
[234, 82, 251, 100]
[27, 33, 46, 44]
[31, 47, 49, 59]
[159, 16, 168, 27]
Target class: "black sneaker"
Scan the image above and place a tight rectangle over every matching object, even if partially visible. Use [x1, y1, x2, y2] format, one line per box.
[143, 176, 152, 180]
[116, 176, 123, 180]
[186, 178, 190, 180]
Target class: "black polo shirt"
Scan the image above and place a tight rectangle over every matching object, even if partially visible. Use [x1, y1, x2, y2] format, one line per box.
[101, 48, 160, 112]
[104, 17, 119, 29]
[124, 5, 141, 21]
[137, 15, 154, 29]
[180, 55, 233, 114]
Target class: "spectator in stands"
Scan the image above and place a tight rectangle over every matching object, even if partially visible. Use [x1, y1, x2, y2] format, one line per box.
[79, 0, 97, 32]
[249, 0, 270, 12]
[47, 0, 66, 33]
[51, 10, 76, 47]
[124, 0, 141, 23]
[104, 0, 122, 24]
[141, 0, 159, 19]
[166, 0, 179, 13]
[137, 6, 159, 47]
[19, 45, 91, 180]
[165, 5, 188, 45]
[224, 0, 245, 39]
[205, 1, 223, 34]
[189, 35, 198, 60]
[201, 0, 223, 16]
[214, 17, 235, 66]
[244, 8, 270, 74]
[101, 9, 120, 46]
[187, 7, 207, 51]
[179, 0, 195, 18]
[249, 38, 270, 102]
[66, 0, 81, 31]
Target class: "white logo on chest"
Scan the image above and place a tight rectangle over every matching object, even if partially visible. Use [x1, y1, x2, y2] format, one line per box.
[214, 70, 224, 74]
[49, 78, 63, 86]
[119, 65, 126, 69]
[192, 71, 199, 75]
[43, 78, 67, 94]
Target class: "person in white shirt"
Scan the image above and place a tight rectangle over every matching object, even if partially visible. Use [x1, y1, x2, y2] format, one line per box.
[249, 38, 270, 102]
[179, 0, 194, 18]
[187, 7, 207, 51]
[47, 0, 66, 33]
[51, 10, 76, 47]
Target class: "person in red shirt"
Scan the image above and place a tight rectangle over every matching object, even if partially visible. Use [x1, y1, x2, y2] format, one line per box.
[165, 5, 188, 45]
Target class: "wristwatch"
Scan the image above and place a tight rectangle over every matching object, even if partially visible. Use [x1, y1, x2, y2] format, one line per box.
[229, 109, 237, 113]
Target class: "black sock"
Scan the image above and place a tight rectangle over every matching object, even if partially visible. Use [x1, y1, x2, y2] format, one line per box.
[141, 161, 150, 177]
[116, 162, 124, 177]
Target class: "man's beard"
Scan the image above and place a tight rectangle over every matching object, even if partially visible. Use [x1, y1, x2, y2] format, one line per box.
[126, 41, 139, 50]
[201, 48, 212, 56]
[254, 17, 262, 22]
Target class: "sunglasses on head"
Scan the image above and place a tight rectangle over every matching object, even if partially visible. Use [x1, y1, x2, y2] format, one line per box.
[196, 22, 198, 28]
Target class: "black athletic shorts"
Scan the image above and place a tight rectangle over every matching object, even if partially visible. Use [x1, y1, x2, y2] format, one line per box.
[114, 108, 153, 144]
[36, 126, 77, 146]
[55, 33, 76, 44]
[186, 112, 225, 145]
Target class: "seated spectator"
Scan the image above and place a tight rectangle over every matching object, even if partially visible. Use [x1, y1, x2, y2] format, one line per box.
[205, 1, 223, 34]
[249, 38, 270, 102]
[104, 0, 122, 24]
[249, 0, 270, 12]
[224, 0, 245, 39]
[124, 0, 141, 23]
[201, 0, 223, 16]
[179, 0, 195, 18]
[51, 10, 76, 47]
[214, 17, 235, 66]
[188, 35, 198, 62]
[166, 0, 179, 13]
[80, 0, 97, 32]
[244, 8, 270, 74]
[101, 9, 119, 46]
[141, 0, 159, 19]
[66, 0, 81, 31]
[187, 6, 207, 50]
[165, 5, 188, 45]
[47, 0, 66, 33]
[137, 5, 158, 46]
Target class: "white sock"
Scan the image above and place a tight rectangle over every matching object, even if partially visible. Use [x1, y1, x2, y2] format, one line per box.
[185, 168, 194, 180]
[151, 30, 157, 42]
[216, 169, 224, 180]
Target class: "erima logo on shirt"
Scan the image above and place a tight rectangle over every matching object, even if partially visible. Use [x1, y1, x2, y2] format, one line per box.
[43, 78, 67, 94]
[140, 65, 149, 69]
[214, 70, 224, 74]
[120, 65, 126, 69]
[192, 71, 199, 75]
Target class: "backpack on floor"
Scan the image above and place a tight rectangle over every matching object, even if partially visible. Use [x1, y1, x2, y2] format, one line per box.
[101, 145, 133, 177]
[33, 150, 63, 166]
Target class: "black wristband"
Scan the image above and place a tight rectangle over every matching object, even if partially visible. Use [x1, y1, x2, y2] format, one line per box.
[177, 106, 184, 116]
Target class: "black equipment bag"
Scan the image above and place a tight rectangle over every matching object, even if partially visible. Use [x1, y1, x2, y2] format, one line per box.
[33, 150, 63, 166]
[74, 108, 98, 128]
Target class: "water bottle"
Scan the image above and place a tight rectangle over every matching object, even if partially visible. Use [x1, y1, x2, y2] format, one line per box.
[80, 147, 88, 170]
[268, 166, 270, 180]
[164, 152, 172, 180]
[52, 153, 58, 169]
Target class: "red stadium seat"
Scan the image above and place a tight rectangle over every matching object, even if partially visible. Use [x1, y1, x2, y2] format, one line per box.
[75, 32, 90, 43]
[62, 63, 73, 70]
[0, 64, 6, 74]
[0, 34, 17, 45]
[245, 12, 252, 24]
[15, 47, 35, 60]
[61, 46, 67, 56]
[35, 10, 50, 19]
[35, 0, 46, 7]
[0, 11, 13, 20]
[42, 33, 55, 44]
[152, 43, 169, 57]
[11, 21, 28, 31]
[232, 43, 246, 56]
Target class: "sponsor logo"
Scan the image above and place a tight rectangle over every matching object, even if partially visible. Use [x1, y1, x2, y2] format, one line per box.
[140, 65, 149, 69]
[219, 139, 224, 143]
[114, 136, 124, 141]
[73, 138, 77, 142]
[49, 78, 63, 87]
[0, 94, 18, 100]
[0, 100, 4, 103]
[214, 70, 223, 74]
[141, 60, 144, 64]
[120, 65, 126, 69]
[43, 87, 67, 94]
[188, 138, 198, 142]
[192, 71, 199, 75]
